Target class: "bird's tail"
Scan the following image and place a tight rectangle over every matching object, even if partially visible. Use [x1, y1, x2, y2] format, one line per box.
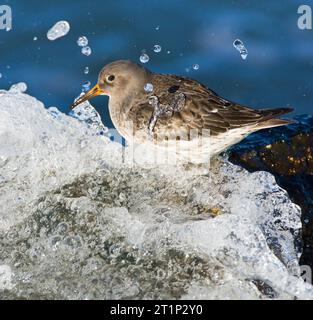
[256, 107, 295, 129]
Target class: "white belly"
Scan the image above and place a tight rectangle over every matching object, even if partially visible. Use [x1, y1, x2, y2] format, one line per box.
[109, 101, 253, 165]
[124, 127, 253, 166]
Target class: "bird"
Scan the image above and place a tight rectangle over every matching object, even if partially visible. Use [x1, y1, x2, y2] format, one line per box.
[71, 60, 293, 164]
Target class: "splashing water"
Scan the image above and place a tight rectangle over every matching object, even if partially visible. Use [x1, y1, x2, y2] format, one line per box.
[153, 45, 162, 53]
[0, 86, 313, 299]
[70, 93, 109, 135]
[233, 39, 248, 60]
[193, 64, 199, 70]
[9, 82, 27, 94]
[77, 36, 88, 47]
[82, 81, 91, 92]
[84, 67, 89, 75]
[0, 265, 13, 290]
[82, 46, 92, 56]
[144, 83, 154, 92]
[47, 21, 70, 41]
[140, 53, 149, 63]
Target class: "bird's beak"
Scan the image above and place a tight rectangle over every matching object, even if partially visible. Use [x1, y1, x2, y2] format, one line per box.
[70, 84, 103, 109]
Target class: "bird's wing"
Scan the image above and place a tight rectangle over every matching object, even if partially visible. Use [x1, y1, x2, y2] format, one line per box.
[131, 74, 292, 138]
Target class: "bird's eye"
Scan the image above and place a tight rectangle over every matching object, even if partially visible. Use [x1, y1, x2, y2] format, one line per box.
[106, 75, 115, 83]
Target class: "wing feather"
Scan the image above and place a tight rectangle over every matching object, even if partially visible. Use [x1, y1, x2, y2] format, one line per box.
[129, 73, 293, 139]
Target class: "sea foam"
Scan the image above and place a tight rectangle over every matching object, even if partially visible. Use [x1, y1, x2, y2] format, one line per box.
[0, 85, 311, 299]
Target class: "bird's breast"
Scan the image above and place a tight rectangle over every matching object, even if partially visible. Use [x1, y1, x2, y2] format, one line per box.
[108, 100, 140, 142]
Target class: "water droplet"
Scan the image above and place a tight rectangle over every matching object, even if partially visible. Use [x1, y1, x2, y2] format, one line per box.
[193, 64, 199, 70]
[119, 193, 126, 201]
[233, 39, 248, 60]
[153, 45, 162, 53]
[47, 21, 70, 41]
[155, 25, 160, 31]
[50, 235, 62, 250]
[33, 36, 38, 41]
[64, 235, 82, 249]
[77, 36, 88, 47]
[181, 190, 188, 197]
[82, 81, 91, 92]
[84, 67, 89, 74]
[9, 82, 27, 94]
[140, 53, 149, 63]
[144, 83, 154, 92]
[0, 73, 2, 79]
[81, 46, 92, 56]
[55, 222, 69, 235]
[167, 50, 171, 54]
[109, 244, 121, 257]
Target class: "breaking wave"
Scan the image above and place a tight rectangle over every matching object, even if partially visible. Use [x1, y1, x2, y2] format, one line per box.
[0, 84, 312, 299]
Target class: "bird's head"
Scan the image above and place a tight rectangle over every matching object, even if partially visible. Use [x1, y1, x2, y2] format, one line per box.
[71, 60, 151, 109]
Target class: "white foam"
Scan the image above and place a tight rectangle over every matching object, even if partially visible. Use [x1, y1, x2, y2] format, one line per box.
[0, 86, 311, 299]
[0, 265, 13, 290]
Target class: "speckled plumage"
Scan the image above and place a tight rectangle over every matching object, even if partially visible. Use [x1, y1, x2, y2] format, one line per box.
[71, 60, 293, 162]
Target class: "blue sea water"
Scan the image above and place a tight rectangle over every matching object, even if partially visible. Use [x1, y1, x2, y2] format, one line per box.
[0, 0, 313, 128]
